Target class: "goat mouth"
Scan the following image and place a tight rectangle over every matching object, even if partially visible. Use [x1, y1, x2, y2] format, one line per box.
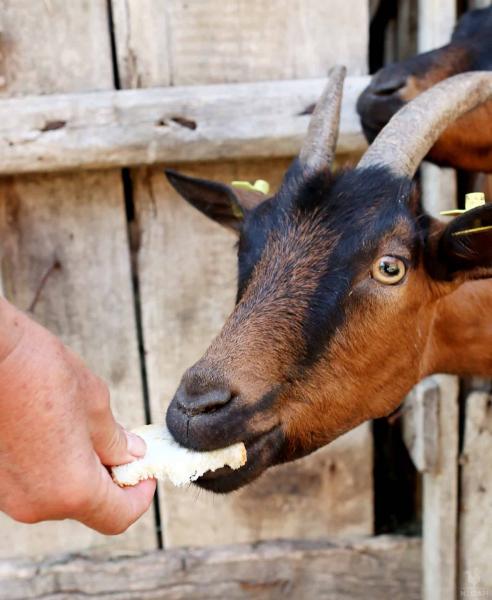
[193, 425, 284, 494]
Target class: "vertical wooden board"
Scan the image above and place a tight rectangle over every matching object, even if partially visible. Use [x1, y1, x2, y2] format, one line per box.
[0, 1, 156, 557]
[417, 0, 456, 53]
[0, 171, 156, 558]
[415, 6, 459, 599]
[113, 0, 368, 87]
[421, 375, 459, 600]
[0, 0, 113, 96]
[114, 0, 372, 548]
[134, 160, 373, 547]
[460, 392, 492, 595]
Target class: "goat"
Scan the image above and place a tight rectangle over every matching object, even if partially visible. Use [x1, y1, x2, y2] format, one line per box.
[165, 68, 492, 493]
[357, 6, 492, 172]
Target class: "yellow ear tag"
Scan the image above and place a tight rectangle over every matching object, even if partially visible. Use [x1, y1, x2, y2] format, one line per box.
[440, 192, 486, 217]
[231, 179, 270, 195]
[452, 224, 492, 237]
[444, 192, 491, 236]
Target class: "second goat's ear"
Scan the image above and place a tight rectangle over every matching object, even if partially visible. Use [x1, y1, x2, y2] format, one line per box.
[165, 169, 267, 232]
[433, 203, 492, 280]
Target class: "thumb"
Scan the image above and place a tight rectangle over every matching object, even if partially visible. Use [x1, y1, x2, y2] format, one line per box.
[88, 396, 146, 467]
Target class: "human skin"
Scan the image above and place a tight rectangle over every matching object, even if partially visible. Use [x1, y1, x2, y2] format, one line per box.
[0, 297, 156, 535]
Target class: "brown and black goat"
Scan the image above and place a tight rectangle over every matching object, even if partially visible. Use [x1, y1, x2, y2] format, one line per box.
[165, 68, 492, 493]
[357, 5, 492, 171]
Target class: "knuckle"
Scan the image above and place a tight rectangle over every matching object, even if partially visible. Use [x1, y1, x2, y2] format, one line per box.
[8, 505, 43, 524]
[101, 520, 130, 536]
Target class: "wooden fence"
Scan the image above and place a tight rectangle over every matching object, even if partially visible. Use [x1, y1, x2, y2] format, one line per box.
[0, 1, 490, 599]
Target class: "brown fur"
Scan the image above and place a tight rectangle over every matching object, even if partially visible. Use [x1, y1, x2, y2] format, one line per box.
[399, 47, 492, 171]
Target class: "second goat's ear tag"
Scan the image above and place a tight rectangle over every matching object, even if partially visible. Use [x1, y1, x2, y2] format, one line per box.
[441, 192, 486, 217]
[452, 224, 492, 237]
[232, 180, 270, 195]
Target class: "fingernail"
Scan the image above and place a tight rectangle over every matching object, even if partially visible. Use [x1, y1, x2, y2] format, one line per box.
[126, 431, 146, 458]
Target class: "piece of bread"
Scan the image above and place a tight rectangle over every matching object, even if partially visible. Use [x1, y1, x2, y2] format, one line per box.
[112, 424, 247, 487]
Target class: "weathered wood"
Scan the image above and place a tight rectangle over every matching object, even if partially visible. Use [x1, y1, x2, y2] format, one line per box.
[0, 77, 369, 175]
[420, 376, 459, 600]
[0, 171, 156, 558]
[402, 378, 440, 474]
[459, 392, 492, 594]
[0, 0, 113, 96]
[0, 0, 155, 557]
[417, 0, 456, 53]
[415, 5, 459, 599]
[0, 536, 421, 600]
[114, 0, 374, 548]
[112, 0, 369, 87]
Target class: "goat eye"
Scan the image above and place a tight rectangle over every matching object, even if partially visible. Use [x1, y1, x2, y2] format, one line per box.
[371, 256, 406, 285]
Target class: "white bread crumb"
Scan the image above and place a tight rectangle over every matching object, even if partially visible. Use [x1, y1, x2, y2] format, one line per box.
[111, 424, 247, 487]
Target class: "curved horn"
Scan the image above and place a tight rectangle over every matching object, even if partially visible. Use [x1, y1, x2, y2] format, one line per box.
[299, 65, 347, 173]
[358, 71, 492, 176]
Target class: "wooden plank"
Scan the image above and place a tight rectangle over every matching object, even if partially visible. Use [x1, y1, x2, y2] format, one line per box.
[0, 0, 155, 557]
[0, 76, 369, 175]
[413, 6, 459, 599]
[417, 0, 456, 53]
[0, 536, 421, 600]
[112, 0, 369, 87]
[113, 0, 373, 549]
[0, 171, 156, 558]
[420, 375, 459, 600]
[0, 0, 113, 96]
[459, 392, 492, 595]
[402, 378, 440, 474]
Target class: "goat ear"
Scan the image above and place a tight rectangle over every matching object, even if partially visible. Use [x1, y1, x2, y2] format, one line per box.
[434, 203, 492, 280]
[165, 169, 266, 232]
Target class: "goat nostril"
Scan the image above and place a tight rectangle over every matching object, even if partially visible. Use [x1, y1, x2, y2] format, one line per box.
[177, 385, 233, 417]
[371, 73, 408, 96]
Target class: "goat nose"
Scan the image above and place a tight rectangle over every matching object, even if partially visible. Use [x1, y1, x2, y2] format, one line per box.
[176, 371, 233, 416]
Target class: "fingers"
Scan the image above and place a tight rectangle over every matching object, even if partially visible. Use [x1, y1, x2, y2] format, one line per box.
[87, 379, 146, 466]
[79, 468, 156, 535]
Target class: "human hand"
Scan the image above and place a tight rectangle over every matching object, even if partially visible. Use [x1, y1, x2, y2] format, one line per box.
[0, 298, 156, 534]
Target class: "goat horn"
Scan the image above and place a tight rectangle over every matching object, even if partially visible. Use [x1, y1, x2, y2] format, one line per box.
[299, 65, 347, 173]
[358, 71, 492, 176]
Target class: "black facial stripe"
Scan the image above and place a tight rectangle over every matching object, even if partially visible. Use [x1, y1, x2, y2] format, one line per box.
[298, 169, 415, 366]
[300, 239, 360, 367]
[235, 166, 417, 369]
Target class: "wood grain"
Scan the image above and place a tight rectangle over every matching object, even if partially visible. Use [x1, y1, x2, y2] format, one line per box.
[0, 76, 368, 175]
[112, 0, 368, 87]
[0, 536, 421, 600]
[0, 0, 155, 558]
[459, 392, 492, 593]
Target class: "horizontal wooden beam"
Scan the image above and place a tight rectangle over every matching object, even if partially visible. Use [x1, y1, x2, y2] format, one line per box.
[0, 535, 420, 599]
[0, 77, 369, 175]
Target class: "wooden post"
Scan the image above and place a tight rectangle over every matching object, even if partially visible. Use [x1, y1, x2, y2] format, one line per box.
[459, 392, 492, 596]
[0, 0, 155, 558]
[406, 3, 459, 599]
